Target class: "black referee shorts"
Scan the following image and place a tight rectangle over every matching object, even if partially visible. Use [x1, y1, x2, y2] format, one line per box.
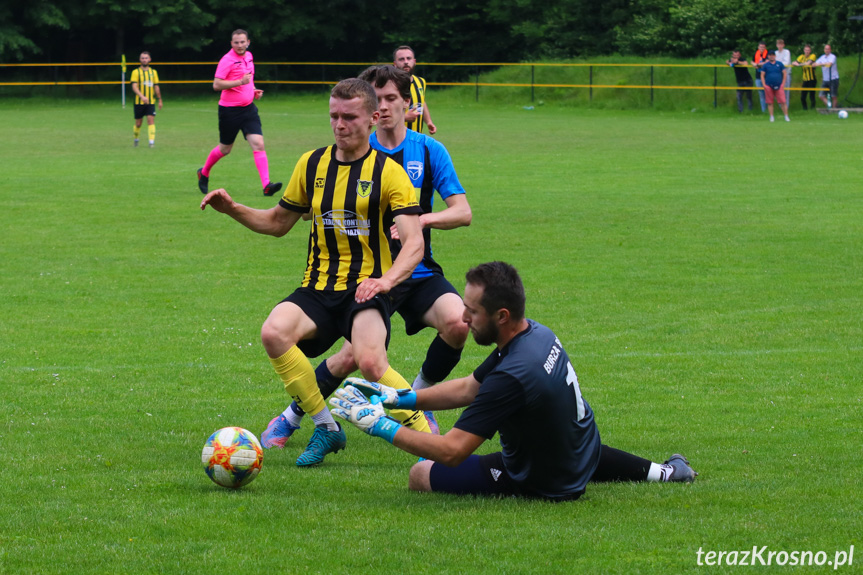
[218, 104, 263, 146]
[390, 274, 461, 335]
[134, 104, 156, 119]
[282, 286, 394, 358]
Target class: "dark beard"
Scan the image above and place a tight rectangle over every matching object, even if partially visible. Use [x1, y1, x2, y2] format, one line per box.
[471, 323, 499, 346]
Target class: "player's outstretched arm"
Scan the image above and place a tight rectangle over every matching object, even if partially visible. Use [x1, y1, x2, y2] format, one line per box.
[346, 374, 479, 411]
[201, 189, 301, 237]
[330, 385, 484, 465]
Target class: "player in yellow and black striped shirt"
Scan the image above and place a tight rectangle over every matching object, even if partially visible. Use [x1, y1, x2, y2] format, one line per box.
[130, 52, 162, 147]
[201, 78, 431, 467]
[394, 45, 437, 134]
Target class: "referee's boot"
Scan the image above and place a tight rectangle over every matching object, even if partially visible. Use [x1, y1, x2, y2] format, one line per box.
[197, 168, 209, 195]
[263, 181, 283, 197]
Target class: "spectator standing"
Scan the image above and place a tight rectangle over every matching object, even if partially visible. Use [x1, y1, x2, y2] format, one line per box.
[726, 50, 754, 112]
[793, 44, 818, 110]
[815, 45, 839, 108]
[753, 42, 770, 112]
[761, 50, 790, 122]
[775, 39, 792, 102]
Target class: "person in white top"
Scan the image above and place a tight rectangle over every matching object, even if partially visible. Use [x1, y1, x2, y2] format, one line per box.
[775, 39, 792, 101]
[815, 44, 839, 108]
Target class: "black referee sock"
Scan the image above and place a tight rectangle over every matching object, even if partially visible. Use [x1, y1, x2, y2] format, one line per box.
[591, 445, 653, 482]
[421, 335, 463, 383]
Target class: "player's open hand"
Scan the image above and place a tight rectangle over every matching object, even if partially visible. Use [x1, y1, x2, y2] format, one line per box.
[254, 89, 264, 100]
[354, 277, 392, 303]
[200, 189, 235, 214]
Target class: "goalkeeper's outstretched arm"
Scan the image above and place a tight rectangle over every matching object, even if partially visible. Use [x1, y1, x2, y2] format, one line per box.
[330, 385, 485, 466]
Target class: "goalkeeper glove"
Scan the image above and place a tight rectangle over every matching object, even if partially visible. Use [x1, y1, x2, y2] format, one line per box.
[344, 376, 417, 410]
[329, 385, 402, 443]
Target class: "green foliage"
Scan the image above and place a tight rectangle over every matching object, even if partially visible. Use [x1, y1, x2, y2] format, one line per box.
[3, 0, 863, 63]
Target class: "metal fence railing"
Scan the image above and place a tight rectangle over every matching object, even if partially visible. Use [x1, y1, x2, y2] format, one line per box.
[0, 60, 832, 108]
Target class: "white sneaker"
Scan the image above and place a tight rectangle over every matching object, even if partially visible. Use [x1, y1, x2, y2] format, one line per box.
[770, 116, 775, 122]
[785, 116, 790, 122]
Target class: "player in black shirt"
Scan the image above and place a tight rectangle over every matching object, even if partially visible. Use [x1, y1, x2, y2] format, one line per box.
[331, 261, 697, 501]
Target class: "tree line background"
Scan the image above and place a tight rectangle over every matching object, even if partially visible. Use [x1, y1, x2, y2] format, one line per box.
[3, 0, 862, 66]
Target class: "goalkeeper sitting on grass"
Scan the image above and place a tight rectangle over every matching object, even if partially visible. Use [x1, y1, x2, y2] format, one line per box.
[331, 261, 697, 501]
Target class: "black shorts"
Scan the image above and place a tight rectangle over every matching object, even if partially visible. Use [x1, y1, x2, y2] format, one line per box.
[390, 274, 460, 335]
[428, 452, 584, 502]
[282, 286, 394, 358]
[134, 104, 156, 119]
[218, 104, 263, 146]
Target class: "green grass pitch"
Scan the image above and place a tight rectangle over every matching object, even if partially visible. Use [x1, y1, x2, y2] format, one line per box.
[1, 94, 860, 573]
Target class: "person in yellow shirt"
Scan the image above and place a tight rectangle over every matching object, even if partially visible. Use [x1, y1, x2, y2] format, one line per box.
[130, 52, 162, 147]
[793, 44, 818, 110]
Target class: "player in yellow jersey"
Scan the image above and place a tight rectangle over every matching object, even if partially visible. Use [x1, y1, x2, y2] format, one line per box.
[200, 78, 432, 466]
[130, 52, 162, 147]
[394, 45, 436, 134]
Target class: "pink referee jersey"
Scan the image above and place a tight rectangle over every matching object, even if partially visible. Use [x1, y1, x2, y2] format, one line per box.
[215, 48, 255, 107]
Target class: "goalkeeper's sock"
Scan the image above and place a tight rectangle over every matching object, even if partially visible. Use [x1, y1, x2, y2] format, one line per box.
[202, 146, 225, 177]
[420, 334, 463, 383]
[379, 366, 431, 433]
[147, 124, 155, 145]
[133, 125, 141, 139]
[647, 462, 675, 482]
[269, 346, 327, 419]
[590, 445, 652, 482]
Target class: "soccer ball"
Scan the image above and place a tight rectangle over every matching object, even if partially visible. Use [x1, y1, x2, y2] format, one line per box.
[202, 427, 263, 488]
[838, 110, 849, 119]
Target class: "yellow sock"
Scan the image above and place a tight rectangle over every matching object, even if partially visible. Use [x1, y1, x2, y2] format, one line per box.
[147, 124, 155, 143]
[133, 125, 141, 139]
[270, 347, 326, 416]
[379, 366, 431, 433]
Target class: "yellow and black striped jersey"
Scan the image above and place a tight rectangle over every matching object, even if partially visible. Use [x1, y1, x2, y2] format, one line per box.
[796, 54, 817, 82]
[279, 145, 421, 291]
[130, 67, 159, 104]
[406, 75, 427, 133]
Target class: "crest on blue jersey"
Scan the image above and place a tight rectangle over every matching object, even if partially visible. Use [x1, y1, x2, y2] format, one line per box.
[356, 179, 373, 198]
[406, 161, 423, 181]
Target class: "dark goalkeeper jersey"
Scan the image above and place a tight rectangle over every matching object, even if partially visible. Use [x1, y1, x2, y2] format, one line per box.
[455, 319, 601, 498]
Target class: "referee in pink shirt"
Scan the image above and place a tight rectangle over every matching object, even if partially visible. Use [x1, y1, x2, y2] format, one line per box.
[197, 29, 281, 196]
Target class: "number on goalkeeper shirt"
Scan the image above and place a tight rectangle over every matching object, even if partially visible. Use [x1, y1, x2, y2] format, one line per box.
[566, 362, 586, 421]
